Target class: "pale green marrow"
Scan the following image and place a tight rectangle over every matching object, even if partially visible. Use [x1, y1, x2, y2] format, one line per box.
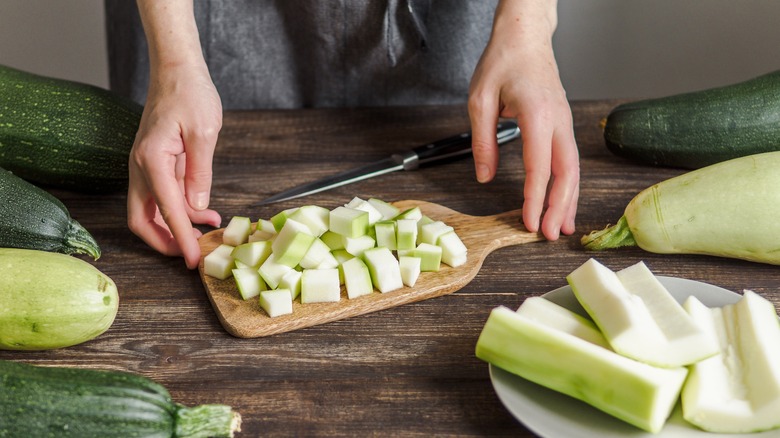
[583, 151, 780, 265]
[0, 248, 118, 350]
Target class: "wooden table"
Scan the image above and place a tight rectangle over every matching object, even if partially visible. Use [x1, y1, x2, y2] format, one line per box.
[4, 101, 780, 437]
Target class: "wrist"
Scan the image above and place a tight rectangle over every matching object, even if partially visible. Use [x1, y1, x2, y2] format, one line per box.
[492, 0, 558, 43]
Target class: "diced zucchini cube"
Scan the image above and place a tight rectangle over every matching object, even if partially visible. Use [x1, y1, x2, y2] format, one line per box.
[374, 220, 397, 250]
[332, 249, 354, 284]
[414, 243, 442, 272]
[362, 247, 403, 293]
[258, 253, 294, 289]
[289, 205, 330, 236]
[419, 220, 454, 245]
[395, 218, 418, 250]
[278, 269, 302, 300]
[345, 197, 383, 225]
[343, 234, 376, 257]
[301, 268, 342, 303]
[341, 257, 374, 299]
[367, 198, 400, 220]
[259, 289, 293, 317]
[298, 238, 332, 269]
[270, 207, 298, 231]
[394, 206, 422, 221]
[415, 215, 435, 245]
[315, 251, 340, 270]
[223, 216, 252, 246]
[272, 218, 316, 267]
[329, 206, 369, 238]
[320, 230, 345, 250]
[248, 218, 277, 242]
[204, 244, 235, 280]
[232, 267, 267, 300]
[231, 240, 273, 268]
[438, 231, 467, 267]
[399, 256, 422, 287]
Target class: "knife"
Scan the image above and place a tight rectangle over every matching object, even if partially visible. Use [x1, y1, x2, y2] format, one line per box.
[251, 120, 520, 206]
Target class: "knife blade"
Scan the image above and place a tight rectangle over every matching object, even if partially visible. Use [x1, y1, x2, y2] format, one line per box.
[251, 120, 520, 206]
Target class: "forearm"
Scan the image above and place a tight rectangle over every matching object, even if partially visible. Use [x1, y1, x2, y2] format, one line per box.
[491, 0, 558, 47]
[136, 0, 205, 74]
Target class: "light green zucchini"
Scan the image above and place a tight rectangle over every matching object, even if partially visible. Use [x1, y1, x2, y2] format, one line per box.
[0, 248, 118, 350]
[582, 151, 780, 265]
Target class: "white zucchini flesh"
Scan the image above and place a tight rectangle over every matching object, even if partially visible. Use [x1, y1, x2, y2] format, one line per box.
[300, 268, 341, 303]
[362, 247, 403, 293]
[681, 291, 780, 433]
[231, 240, 272, 268]
[271, 218, 316, 267]
[258, 253, 294, 289]
[232, 267, 267, 300]
[223, 216, 252, 246]
[476, 301, 688, 433]
[288, 205, 330, 236]
[567, 258, 718, 367]
[329, 206, 369, 238]
[395, 219, 418, 250]
[204, 244, 235, 280]
[367, 197, 400, 220]
[414, 243, 441, 272]
[438, 231, 467, 268]
[346, 197, 383, 225]
[259, 289, 293, 317]
[399, 256, 421, 287]
[341, 257, 374, 299]
[278, 270, 302, 300]
[374, 221, 397, 250]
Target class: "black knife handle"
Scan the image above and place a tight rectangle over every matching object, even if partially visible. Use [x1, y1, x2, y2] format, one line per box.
[411, 121, 520, 167]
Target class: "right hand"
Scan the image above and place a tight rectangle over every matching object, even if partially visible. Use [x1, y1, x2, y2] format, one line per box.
[127, 61, 223, 269]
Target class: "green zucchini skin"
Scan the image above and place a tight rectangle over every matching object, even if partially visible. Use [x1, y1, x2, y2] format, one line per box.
[0, 167, 100, 259]
[0, 248, 118, 350]
[0, 360, 241, 438]
[582, 151, 780, 265]
[603, 71, 780, 169]
[0, 64, 142, 193]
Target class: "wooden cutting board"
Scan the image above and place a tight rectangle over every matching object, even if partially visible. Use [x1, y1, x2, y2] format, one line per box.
[198, 200, 543, 338]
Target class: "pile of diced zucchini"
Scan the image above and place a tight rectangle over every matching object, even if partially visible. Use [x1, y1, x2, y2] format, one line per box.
[204, 197, 467, 317]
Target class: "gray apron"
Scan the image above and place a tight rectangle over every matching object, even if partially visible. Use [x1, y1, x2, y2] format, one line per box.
[105, 1, 498, 109]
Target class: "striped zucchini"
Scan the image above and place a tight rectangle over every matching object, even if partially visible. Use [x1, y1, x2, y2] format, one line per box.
[0, 64, 142, 192]
[0, 360, 242, 437]
[0, 167, 100, 259]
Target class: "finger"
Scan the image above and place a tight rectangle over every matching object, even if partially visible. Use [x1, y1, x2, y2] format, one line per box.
[127, 166, 183, 257]
[540, 127, 580, 240]
[143, 153, 203, 269]
[182, 123, 219, 211]
[519, 117, 553, 234]
[176, 153, 222, 227]
[468, 89, 501, 183]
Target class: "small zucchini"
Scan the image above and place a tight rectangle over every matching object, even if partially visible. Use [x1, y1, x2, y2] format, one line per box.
[0, 360, 242, 437]
[0, 248, 118, 350]
[0, 166, 100, 259]
[0, 64, 142, 192]
[603, 70, 780, 169]
[582, 151, 780, 265]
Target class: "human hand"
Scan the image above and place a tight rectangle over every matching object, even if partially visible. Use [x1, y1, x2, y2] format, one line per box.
[468, 0, 579, 240]
[127, 61, 223, 269]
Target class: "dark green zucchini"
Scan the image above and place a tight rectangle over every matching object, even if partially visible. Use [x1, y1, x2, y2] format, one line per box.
[603, 70, 780, 169]
[0, 360, 241, 437]
[0, 64, 142, 192]
[0, 167, 100, 259]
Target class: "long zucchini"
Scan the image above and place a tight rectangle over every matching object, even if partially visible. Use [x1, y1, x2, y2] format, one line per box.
[582, 151, 780, 264]
[603, 70, 780, 169]
[0, 248, 118, 350]
[0, 64, 141, 192]
[0, 167, 100, 259]
[0, 360, 241, 437]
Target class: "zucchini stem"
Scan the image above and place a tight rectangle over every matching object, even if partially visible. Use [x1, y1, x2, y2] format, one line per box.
[66, 220, 102, 260]
[174, 404, 242, 438]
[581, 216, 637, 250]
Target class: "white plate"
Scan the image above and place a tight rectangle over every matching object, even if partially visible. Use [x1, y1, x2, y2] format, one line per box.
[489, 276, 780, 438]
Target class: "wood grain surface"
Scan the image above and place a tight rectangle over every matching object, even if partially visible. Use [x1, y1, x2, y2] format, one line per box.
[198, 200, 543, 338]
[4, 102, 780, 437]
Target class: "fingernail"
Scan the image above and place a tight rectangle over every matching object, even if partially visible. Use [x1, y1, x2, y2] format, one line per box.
[476, 164, 490, 183]
[193, 192, 209, 210]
